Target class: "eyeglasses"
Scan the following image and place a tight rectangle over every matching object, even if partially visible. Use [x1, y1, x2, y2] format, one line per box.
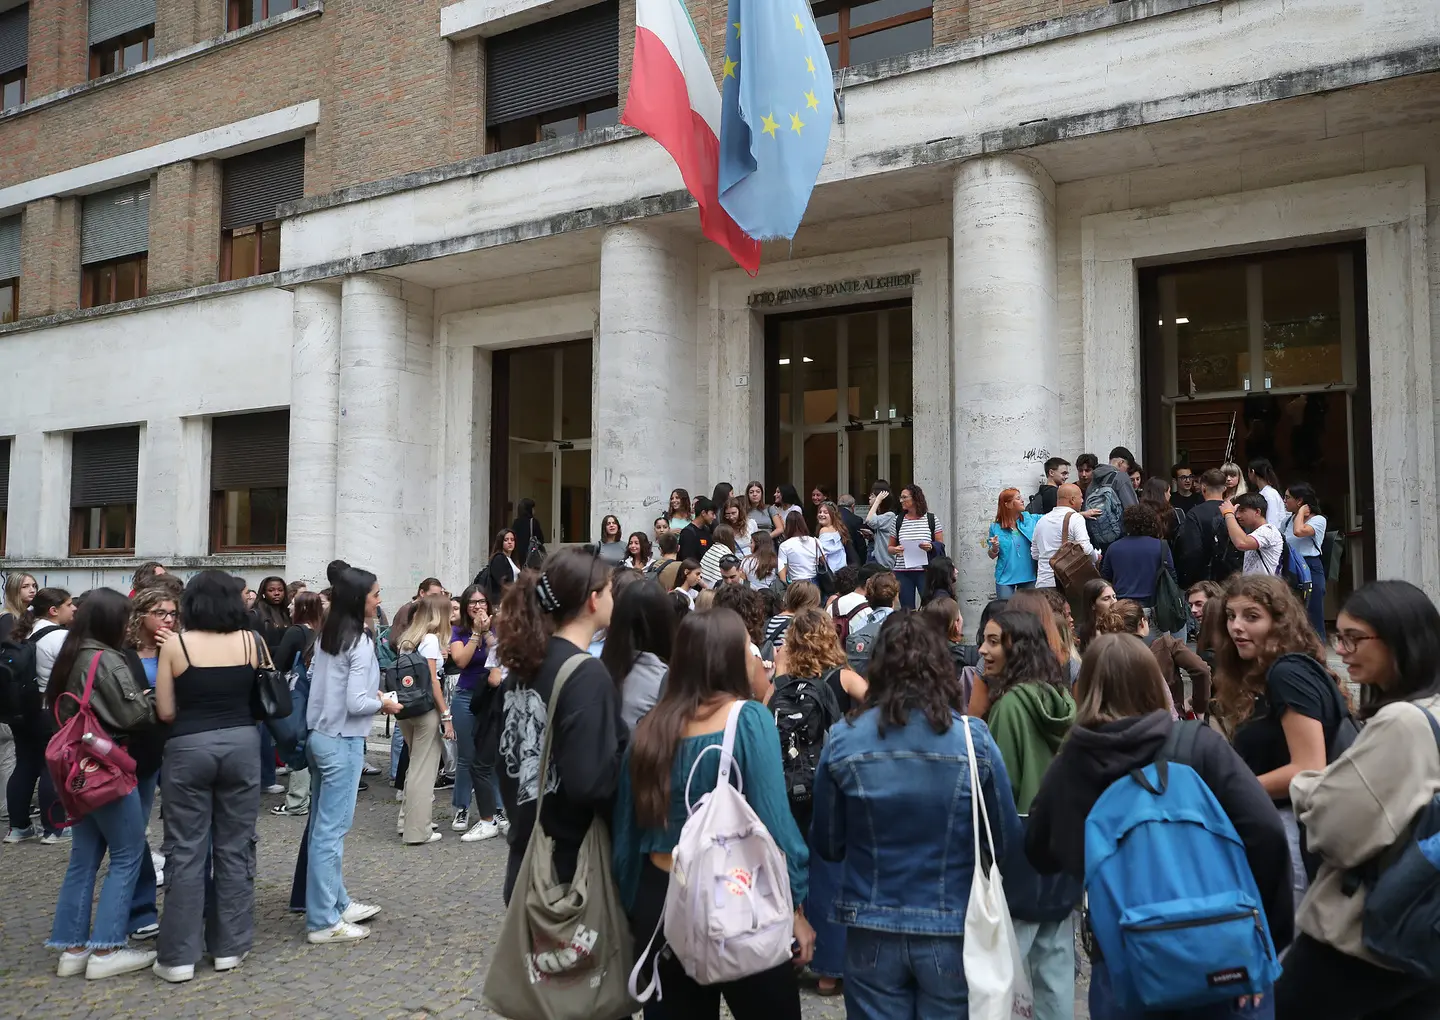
[466, 599, 487, 608]
[148, 609, 178, 621]
[1332, 632, 1381, 654]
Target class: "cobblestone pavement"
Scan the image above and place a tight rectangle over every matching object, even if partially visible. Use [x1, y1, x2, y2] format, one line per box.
[0, 735, 1085, 1019]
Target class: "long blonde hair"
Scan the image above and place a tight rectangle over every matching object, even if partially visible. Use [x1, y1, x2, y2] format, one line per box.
[397, 593, 451, 653]
[1220, 462, 1248, 498]
[3, 573, 35, 618]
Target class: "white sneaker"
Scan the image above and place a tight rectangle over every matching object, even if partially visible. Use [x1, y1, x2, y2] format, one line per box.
[307, 920, 370, 944]
[341, 901, 381, 924]
[406, 831, 442, 845]
[151, 961, 194, 983]
[56, 950, 90, 977]
[461, 819, 501, 843]
[451, 808, 469, 831]
[262, 784, 285, 795]
[85, 947, 157, 980]
[40, 829, 71, 844]
[154, 863, 165, 888]
[395, 789, 404, 802]
[275, 765, 291, 776]
[213, 952, 248, 972]
[496, 814, 510, 835]
[3, 826, 36, 843]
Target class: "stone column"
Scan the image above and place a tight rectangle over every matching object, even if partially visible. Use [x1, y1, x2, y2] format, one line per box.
[287, 282, 342, 586]
[336, 276, 410, 603]
[952, 154, 1060, 615]
[596, 225, 698, 535]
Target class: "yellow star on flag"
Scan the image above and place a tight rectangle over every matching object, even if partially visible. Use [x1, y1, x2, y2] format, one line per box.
[793, 13, 804, 31]
[805, 55, 816, 75]
[804, 89, 820, 111]
[761, 113, 780, 138]
[790, 111, 805, 135]
[733, 21, 741, 37]
[723, 55, 738, 79]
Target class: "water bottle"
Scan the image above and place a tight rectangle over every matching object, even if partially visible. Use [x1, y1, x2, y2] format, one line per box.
[81, 731, 115, 757]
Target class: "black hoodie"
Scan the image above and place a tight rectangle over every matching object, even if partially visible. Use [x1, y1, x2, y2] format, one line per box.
[1025, 711, 1294, 950]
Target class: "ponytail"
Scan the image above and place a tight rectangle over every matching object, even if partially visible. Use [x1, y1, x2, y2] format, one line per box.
[13, 587, 71, 642]
[1094, 599, 1146, 637]
[496, 546, 611, 681]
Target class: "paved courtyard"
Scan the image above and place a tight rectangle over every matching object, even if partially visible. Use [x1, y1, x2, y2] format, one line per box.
[0, 731, 1087, 1019]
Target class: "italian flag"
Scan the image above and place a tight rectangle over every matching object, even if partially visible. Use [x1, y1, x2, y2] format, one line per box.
[623, 0, 762, 274]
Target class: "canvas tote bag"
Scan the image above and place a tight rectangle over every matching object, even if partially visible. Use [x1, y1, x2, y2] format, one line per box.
[482, 655, 635, 1020]
[962, 716, 1035, 1020]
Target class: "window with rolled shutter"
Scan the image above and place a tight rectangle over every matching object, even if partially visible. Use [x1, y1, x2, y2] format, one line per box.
[0, 5, 27, 77]
[81, 183, 150, 265]
[0, 215, 18, 281]
[486, 1, 618, 127]
[89, 0, 155, 45]
[71, 427, 139, 507]
[211, 411, 289, 549]
[222, 141, 305, 229]
[0, 436, 9, 556]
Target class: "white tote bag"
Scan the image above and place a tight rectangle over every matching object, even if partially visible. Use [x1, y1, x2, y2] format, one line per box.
[961, 717, 1035, 1020]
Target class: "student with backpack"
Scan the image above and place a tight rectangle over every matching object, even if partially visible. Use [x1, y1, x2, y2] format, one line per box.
[1280, 483, 1327, 639]
[762, 581, 820, 653]
[3, 587, 73, 845]
[811, 612, 1024, 1020]
[1274, 581, 1440, 1019]
[270, 592, 323, 818]
[1025, 634, 1292, 1020]
[843, 571, 900, 674]
[887, 485, 944, 610]
[1212, 574, 1358, 904]
[979, 608, 1080, 1020]
[612, 608, 812, 1019]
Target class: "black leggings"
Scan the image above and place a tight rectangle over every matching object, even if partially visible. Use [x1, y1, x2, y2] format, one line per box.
[629, 859, 801, 1020]
[1275, 934, 1440, 1020]
[6, 720, 60, 834]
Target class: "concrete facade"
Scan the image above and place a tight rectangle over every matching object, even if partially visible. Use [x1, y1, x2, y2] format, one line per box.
[2, 0, 1440, 613]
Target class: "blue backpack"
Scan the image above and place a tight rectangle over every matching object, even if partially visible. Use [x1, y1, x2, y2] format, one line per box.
[265, 651, 311, 772]
[1351, 703, 1440, 979]
[1085, 722, 1281, 1012]
[1084, 483, 1124, 549]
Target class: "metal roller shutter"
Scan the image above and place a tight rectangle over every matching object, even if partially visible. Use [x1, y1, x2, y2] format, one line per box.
[81, 183, 150, 265]
[221, 141, 305, 229]
[486, 0, 618, 127]
[0, 4, 27, 76]
[0, 437, 9, 512]
[211, 412, 290, 491]
[70, 427, 139, 507]
[0, 216, 18, 280]
[88, 0, 155, 45]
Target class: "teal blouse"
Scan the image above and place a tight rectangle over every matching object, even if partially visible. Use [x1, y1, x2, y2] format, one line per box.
[612, 699, 809, 912]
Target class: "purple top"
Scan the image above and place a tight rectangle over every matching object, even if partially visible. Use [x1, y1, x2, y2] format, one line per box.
[451, 626, 488, 691]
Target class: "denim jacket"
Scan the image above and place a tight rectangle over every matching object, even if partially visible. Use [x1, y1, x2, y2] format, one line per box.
[811, 709, 1023, 936]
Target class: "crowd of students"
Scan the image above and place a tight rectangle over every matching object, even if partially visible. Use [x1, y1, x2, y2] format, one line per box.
[2, 461, 1437, 1020]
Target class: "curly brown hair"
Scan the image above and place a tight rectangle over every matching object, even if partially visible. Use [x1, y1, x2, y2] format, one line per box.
[1122, 503, 1162, 539]
[711, 583, 766, 646]
[126, 585, 180, 650]
[1213, 573, 1335, 733]
[781, 608, 847, 679]
[1094, 599, 1146, 636]
[865, 612, 965, 735]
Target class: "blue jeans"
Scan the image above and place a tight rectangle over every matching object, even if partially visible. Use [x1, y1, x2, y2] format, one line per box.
[389, 725, 404, 781]
[1304, 556, 1326, 639]
[1016, 916, 1076, 1020]
[1090, 956, 1274, 1019]
[128, 771, 160, 932]
[305, 731, 364, 931]
[449, 688, 497, 817]
[805, 836, 846, 979]
[997, 580, 1036, 600]
[48, 785, 148, 949]
[897, 569, 926, 611]
[843, 927, 968, 1020]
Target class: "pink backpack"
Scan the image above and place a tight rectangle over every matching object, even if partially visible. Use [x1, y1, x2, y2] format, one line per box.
[45, 651, 137, 824]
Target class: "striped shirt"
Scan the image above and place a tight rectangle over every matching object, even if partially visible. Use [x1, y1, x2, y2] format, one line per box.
[894, 514, 938, 570]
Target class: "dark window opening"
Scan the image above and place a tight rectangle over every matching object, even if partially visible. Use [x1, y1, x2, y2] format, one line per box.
[90, 25, 154, 79]
[813, 1, 931, 69]
[221, 221, 282, 281]
[69, 426, 140, 556]
[487, 96, 619, 153]
[0, 67, 23, 111]
[228, 0, 301, 31]
[210, 411, 289, 551]
[81, 254, 148, 308]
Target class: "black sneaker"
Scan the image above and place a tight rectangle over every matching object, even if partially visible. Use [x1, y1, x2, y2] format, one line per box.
[357, 781, 369, 792]
[434, 775, 455, 790]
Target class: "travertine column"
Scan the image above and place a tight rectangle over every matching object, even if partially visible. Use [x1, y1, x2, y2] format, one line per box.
[952, 154, 1060, 614]
[287, 282, 342, 586]
[595, 225, 698, 537]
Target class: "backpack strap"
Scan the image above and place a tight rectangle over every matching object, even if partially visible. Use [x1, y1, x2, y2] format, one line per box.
[177, 632, 191, 667]
[527, 654, 593, 822]
[682, 700, 747, 812]
[927, 512, 936, 542]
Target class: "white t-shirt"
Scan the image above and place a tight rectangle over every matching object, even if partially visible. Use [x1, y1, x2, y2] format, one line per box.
[778, 536, 821, 581]
[774, 505, 802, 529]
[817, 530, 848, 571]
[1030, 507, 1095, 588]
[417, 633, 445, 672]
[32, 621, 66, 693]
[833, 592, 867, 617]
[1244, 522, 1284, 576]
[1260, 486, 1287, 533]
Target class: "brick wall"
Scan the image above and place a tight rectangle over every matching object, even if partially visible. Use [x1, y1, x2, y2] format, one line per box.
[618, 0, 636, 112]
[19, 197, 80, 318]
[155, 0, 227, 56]
[967, 0, 1109, 36]
[148, 159, 221, 293]
[26, 0, 88, 98]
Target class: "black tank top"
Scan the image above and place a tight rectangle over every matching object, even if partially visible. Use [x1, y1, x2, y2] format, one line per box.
[168, 633, 255, 739]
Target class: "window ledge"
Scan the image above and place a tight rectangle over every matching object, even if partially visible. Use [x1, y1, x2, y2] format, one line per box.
[0, 272, 280, 338]
[0, 2, 324, 123]
[1, 553, 287, 570]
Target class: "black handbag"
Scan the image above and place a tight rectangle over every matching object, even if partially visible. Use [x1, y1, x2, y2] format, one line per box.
[813, 537, 836, 597]
[250, 631, 293, 722]
[383, 650, 438, 719]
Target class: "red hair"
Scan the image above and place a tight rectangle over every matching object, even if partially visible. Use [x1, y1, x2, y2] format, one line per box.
[995, 487, 1023, 531]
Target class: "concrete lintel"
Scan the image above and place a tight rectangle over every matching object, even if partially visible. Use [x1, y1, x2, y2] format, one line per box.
[442, 292, 599, 349]
[0, 102, 320, 216]
[0, 272, 279, 337]
[440, 0, 603, 40]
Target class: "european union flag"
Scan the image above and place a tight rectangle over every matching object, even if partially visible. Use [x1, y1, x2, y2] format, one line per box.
[718, 0, 834, 241]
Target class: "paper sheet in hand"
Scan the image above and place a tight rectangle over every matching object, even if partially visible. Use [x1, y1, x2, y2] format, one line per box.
[901, 539, 926, 565]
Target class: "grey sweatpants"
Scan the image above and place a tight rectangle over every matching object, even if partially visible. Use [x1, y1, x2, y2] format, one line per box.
[158, 726, 261, 966]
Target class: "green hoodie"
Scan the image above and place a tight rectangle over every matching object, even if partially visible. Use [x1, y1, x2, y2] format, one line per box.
[986, 682, 1076, 813]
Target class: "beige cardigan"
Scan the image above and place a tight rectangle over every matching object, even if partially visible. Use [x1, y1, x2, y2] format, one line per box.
[1290, 693, 1440, 965]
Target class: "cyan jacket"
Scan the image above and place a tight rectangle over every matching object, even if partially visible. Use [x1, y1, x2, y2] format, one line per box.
[811, 709, 1023, 936]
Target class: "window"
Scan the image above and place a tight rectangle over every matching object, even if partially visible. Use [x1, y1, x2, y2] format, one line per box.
[220, 140, 303, 281]
[80, 183, 149, 307]
[88, 0, 155, 79]
[813, 1, 931, 68]
[0, 214, 17, 323]
[210, 411, 289, 551]
[228, 0, 301, 31]
[0, 437, 9, 557]
[70, 426, 140, 555]
[0, 4, 26, 111]
[486, 0, 619, 153]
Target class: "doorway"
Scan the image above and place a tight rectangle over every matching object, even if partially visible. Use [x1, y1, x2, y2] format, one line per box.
[764, 301, 914, 506]
[1139, 242, 1375, 615]
[489, 340, 593, 545]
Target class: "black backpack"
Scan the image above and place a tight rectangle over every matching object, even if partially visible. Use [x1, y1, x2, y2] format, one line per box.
[1207, 512, 1242, 582]
[382, 650, 438, 719]
[0, 629, 45, 726]
[770, 670, 843, 818]
[1025, 488, 1047, 516]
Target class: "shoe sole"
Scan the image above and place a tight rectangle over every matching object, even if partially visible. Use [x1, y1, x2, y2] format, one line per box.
[461, 830, 499, 843]
[307, 930, 369, 945]
[343, 906, 382, 924]
[87, 957, 157, 979]
[152, 966, 195, 983]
